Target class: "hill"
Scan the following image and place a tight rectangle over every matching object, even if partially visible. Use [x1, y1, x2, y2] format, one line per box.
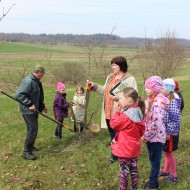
[0, 33, 190, 49]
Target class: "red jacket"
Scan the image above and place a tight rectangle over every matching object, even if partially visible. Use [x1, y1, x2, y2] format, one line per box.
[110, 105, 145, 158]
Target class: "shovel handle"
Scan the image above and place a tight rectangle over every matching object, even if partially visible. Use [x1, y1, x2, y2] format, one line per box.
[1, 91, 74, 132]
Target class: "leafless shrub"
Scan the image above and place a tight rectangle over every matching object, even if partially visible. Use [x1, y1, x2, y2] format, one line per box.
[137, 32, 185, 80]
[50, 62, 86, 85]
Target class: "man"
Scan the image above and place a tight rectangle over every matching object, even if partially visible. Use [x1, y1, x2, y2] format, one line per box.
[15, 65, 47, 160]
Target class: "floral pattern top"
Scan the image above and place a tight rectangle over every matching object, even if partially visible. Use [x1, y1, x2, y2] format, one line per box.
[144, 93, 169, 144]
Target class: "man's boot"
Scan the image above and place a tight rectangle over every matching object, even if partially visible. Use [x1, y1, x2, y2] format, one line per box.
[23, 145, 37, 160]
[31, 146, 41, 152]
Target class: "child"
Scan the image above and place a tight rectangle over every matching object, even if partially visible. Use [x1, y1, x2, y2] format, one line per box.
[174, 80, 184, 112]
[142, 76, 169, 190]
[110, 87, 145, 190]
[160, 78, 181, 183]
[72, 85, 86, 132]
[53, 82, 70, 139]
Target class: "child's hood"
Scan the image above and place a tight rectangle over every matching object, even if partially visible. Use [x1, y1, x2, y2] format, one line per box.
[174, 92, 179, 99]
[123, 106, 145, 134]
[123, 105, 144, 123]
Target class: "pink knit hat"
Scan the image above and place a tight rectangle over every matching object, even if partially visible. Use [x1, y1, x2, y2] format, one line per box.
[57, 82, 65, 91]
[145, 76, 163, 92]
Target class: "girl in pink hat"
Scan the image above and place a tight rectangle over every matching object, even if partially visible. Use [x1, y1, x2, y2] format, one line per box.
[142, 76, 170, 189]
[53, 82, 70, 139]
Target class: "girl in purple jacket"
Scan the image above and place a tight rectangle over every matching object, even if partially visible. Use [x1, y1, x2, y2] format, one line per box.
[53, 82, 70, 139]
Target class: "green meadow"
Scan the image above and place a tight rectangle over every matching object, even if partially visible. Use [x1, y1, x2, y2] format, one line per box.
[0, 42, 190, 190]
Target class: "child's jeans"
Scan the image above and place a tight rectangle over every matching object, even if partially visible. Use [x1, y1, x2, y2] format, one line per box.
[146, 142, 163, 187]
[119, 157, 138, 190]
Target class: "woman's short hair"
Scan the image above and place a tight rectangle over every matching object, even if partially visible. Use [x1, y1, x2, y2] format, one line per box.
[111, 56, 128, 73]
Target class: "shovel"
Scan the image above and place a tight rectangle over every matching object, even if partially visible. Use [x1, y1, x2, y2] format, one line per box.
[1, 91, 74, 132]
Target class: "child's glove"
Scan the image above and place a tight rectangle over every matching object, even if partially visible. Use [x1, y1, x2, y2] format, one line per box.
[65, 102, 70, 108]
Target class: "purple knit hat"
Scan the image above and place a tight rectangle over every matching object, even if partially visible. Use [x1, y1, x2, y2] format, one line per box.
[145, 76, 163, 92]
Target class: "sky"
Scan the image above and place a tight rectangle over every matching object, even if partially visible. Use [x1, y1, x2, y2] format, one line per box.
[0, 0, 190, 39]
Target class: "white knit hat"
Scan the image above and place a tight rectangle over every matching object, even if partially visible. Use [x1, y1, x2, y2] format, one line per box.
[162, 78, 175, 92]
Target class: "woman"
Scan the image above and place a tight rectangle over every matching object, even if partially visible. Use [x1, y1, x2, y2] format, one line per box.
[87, 56, 138, 163]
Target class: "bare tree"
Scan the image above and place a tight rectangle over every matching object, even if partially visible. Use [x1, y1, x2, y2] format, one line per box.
[137, 32, 185, 80]
[82, 25, 118, 82]
[0, 1, 15, 21]
[49, 25, 117, 84]
[0, 61, 28, 92]
[0, 1, 16, 91]
[48, 26, 119, 131]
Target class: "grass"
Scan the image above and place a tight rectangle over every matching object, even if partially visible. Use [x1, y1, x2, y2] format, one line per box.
[0, 42, 190, 189]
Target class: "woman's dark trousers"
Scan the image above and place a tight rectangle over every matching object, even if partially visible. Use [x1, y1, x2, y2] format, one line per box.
[106, 119, 118, 161]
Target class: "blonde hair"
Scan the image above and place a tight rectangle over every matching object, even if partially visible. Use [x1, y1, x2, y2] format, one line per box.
[146, 94, 156, 115]
[76, 85, 84, 94]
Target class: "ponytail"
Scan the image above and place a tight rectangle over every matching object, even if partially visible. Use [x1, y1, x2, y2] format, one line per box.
[146, 94, 156, 116]
[137, 96, 145, 117]
[168, 92, 174, 101]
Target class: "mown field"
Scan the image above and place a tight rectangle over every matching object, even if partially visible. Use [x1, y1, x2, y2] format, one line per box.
[0, 42, 190, 190]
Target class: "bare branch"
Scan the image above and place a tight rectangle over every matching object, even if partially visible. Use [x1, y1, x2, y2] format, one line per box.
[137, 32, 185, 79]
[0, 58, 29, 92]
[0, 3, 15, 21]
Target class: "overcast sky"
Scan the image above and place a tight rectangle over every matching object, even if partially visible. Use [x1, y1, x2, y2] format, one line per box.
[0, 0, 189, 39]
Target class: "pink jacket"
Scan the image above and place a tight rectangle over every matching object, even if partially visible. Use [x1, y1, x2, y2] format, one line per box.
[110, 105, 145, 158]
[144, 93, 169, 143]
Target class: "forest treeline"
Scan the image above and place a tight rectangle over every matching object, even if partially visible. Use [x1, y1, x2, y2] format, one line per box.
[0, 33, 190, 49]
